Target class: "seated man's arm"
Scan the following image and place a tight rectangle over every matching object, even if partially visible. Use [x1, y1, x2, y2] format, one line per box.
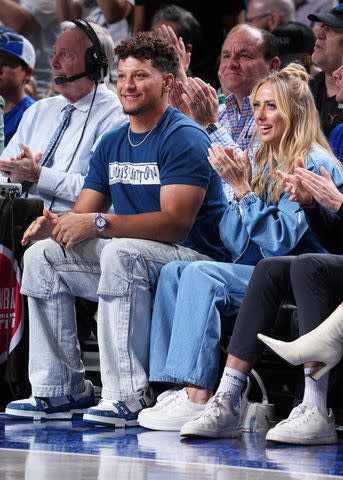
[0, 0, 40, 35]
[73, 188, 112, 214]
[53, 183, 206, 249]
[38, 167, 89, 205]
[55, 0, 82, 21]
[0, 144, 85, 205]
[98, 0, 134, 23]
[99, 184, 205, 243]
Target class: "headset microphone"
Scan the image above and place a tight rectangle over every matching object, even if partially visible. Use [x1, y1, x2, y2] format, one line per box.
[54, 71, 89, 85]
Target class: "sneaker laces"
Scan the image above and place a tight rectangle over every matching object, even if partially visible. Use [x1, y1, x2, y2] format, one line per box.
[289, 403, 307, 420]
[293, 405, 325, 425]
[275, 403, 307, 427]
[157, 388, 187, 411]
[195, 392, 229, 420]
[281, 403, 322, 427]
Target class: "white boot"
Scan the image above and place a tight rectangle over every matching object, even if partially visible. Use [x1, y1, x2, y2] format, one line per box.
[257, 304, 343, 380]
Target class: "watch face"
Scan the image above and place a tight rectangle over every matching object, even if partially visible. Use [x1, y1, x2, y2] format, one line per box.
[94, 213, 108, 232]
[96, 216, 107, 227]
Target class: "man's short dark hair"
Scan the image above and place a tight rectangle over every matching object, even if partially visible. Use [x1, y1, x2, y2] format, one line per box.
[260, 29, 280, 61]
[151, 4, 201, 48]
[115, 31, 179, 78]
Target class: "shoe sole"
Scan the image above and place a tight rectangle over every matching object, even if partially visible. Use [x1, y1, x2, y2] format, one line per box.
[180, 426, 242, 439]
[82, 413, 138, 427]
[266, 431, 338, 445]
[5, 408, 87, 420]
[138, 416, 191, 431]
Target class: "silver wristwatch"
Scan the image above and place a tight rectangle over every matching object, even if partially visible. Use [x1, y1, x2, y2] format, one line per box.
[93, 212, 108, 233]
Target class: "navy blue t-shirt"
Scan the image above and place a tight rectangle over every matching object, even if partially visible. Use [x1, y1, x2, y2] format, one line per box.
[84, 106, 229, 261]
[4, 96, 35, 146]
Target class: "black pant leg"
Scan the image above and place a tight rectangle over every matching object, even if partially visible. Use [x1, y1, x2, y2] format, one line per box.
[290, 253, 343, 335]
[228, 256, 295, 363]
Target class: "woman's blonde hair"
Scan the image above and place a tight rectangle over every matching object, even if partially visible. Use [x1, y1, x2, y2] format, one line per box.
[250, 63, 335, 202]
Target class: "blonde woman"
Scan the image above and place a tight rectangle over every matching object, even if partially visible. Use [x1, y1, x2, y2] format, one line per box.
[138, 64, 343, 437]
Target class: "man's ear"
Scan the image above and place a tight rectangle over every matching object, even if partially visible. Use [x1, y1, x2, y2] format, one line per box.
[24, 67, 33, 84]
[270, 56, 281, 72]
[162, 73, 175, 93]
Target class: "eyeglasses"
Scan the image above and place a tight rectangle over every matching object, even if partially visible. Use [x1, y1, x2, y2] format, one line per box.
[246, 13, 271, 24]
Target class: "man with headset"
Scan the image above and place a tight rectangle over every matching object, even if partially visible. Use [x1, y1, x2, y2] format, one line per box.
[0, 20, 127, 213]
[5, 32, 229, 427]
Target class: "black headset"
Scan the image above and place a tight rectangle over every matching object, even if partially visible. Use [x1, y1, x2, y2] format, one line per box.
[72, 19, 108, 82]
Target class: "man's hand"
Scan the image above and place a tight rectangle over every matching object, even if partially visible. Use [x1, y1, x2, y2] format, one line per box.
[181, 77, 218, 127]
[156, 24, 190, 81]
[52, 212, 96, 249]
[21, 208, 59, 246]
[169, 81, 192, 117]
[0, 143, 42, 183]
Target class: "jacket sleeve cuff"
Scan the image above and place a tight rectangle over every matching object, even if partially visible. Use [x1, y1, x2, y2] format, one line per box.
[238, 192, 258, 208]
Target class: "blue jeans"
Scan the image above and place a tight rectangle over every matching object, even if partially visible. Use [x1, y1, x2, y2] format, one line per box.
[149, 260, 254, 390]
[21, 237, 211, 401]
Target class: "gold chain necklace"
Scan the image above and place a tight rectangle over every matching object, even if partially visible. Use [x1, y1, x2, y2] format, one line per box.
[127, 125, 156, 147]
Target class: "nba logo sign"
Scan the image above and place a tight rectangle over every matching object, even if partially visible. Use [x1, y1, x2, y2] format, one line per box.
[0, 245, 24, 364]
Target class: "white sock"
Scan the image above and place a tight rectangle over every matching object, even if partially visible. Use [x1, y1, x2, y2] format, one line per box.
[302, 367, 328, 412]
[216, 367, 247, 405]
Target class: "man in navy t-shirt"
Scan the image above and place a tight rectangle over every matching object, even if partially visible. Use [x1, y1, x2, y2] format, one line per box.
[0, 29, 35, 146]
[6, 32, 229, 427]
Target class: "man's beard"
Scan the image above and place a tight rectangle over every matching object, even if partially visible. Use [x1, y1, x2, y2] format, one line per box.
[122, 106, 141, 116]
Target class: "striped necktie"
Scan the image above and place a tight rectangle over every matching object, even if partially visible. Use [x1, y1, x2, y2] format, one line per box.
[41, 104, 76, 168]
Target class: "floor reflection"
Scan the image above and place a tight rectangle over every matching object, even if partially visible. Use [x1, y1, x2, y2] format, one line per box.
[0, 415, 342, 478]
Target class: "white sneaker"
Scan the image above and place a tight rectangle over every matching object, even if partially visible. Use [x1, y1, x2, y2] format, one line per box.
[138, 387, 205, 431]
[135, 389, 178, 429]
[266, 403, 337, 445]
[150, 388, 179, 410]
[180, 391, 242, 438]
